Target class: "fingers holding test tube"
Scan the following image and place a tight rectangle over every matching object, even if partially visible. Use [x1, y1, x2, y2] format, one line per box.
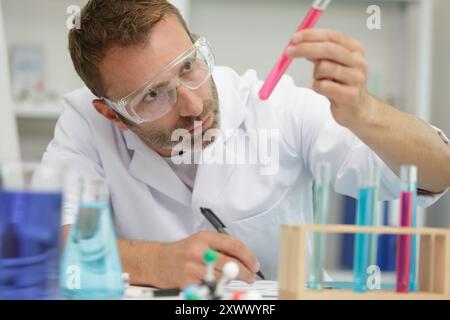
[285, 28, 372, 131]
[258, 0, 332, 100]
[290, 29, 366, 55]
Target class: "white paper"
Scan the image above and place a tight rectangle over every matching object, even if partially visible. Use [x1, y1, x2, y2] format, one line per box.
[222, 280, 278, 299]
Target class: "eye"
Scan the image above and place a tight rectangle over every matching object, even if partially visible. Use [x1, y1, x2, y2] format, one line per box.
[143, 89, 158, 102]
[182, 60, 194, 73]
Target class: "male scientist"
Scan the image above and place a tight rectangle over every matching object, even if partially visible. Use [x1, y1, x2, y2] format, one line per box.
[42, 0, 450, 288]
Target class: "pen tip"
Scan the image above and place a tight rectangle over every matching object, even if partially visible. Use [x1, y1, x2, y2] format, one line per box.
[257, 271, 265, 280]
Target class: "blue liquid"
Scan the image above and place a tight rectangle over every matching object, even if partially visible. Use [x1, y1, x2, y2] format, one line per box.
[60, 202, 124, 299]
[353, 187, 375, 292]
[369, 188, 379, 267]
[0, 190, 62, 300]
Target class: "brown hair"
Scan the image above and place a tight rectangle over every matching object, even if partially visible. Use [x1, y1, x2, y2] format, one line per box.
[68, 0, 191, 98]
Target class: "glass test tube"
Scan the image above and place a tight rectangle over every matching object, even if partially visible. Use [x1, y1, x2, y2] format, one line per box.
[396, 166, 416, 293]
[310, 162, 331, 289]
[353, 167, 378, 292]
[369, 168, 381, 268]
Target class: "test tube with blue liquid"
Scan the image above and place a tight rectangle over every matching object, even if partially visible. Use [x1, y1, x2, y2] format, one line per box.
[353, 166, 379, 292]
[408, 166, 418, 292]
[60, 176, 124, 299]
[309, 162, 331, 289]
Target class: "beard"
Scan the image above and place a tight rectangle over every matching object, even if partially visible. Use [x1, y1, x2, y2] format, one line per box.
[119, 78, 221, 152]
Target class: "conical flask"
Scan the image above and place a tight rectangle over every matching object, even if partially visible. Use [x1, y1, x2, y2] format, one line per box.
[60, 176, 124, 299]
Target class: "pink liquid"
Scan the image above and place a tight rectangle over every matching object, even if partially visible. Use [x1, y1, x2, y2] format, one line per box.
[259, 8, 324, 100]
[396, 191, 413, 293]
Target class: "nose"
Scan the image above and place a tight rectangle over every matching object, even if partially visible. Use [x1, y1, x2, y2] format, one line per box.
[176, 86, 203, 118]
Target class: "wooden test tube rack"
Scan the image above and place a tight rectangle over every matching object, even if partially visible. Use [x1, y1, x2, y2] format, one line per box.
[278, 224, 450, 300]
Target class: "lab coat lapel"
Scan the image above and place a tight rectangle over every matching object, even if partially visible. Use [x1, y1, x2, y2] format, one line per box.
[192, 132, 235, 210]
[124, 130, 192, 207]
[192, 69, 249, 223]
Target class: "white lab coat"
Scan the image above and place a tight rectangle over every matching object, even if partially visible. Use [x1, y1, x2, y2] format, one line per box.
[42, 66, 446, 280]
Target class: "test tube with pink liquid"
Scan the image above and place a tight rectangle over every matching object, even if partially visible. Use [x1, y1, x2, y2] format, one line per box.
[259, 0, 332, 100]
[396, 165, 417, 293]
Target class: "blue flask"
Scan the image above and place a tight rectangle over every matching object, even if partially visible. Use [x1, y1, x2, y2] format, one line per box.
[60, 176, 124, 299]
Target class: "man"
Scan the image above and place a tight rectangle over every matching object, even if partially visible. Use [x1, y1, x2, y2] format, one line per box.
[43, 0, 450, 289]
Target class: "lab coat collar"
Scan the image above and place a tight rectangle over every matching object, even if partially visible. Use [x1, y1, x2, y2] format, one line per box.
[123, 130, 193, 207]
[190, 67, 251, 223]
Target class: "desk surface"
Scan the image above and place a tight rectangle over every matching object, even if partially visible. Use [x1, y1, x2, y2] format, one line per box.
[124, 281, 279, 300]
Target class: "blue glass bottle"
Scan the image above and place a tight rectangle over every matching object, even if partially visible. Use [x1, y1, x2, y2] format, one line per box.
[60, 177, 124, 299]
[0, 163, 64, 300]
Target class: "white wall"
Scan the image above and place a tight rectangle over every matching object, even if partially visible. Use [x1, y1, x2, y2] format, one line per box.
[0, 0, 20, 161]
[3, 0, 85, 96]
[2, 0, 87, 161]
[170, 0, 190, 22]
[427, 0, 450, 228]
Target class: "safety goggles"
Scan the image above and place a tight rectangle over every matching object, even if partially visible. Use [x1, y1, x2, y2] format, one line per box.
[104, 37, 215, 124]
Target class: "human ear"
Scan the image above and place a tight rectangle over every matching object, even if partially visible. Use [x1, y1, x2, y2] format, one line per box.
[92, 99, 129, 131]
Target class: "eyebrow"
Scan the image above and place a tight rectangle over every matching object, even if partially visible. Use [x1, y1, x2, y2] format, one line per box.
[150, 80, 171, 91]
[150, 54, 196, 89]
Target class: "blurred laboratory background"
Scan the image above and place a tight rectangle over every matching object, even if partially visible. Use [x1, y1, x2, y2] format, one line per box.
[1, 0, 449, 274]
